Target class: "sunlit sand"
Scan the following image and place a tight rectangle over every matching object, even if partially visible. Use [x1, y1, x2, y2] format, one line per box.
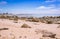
[0, 18, 60, 39]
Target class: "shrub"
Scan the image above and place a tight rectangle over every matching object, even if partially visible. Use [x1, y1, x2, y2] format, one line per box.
[46, 20, 53, 24]
[32, 18, 39, 22]
[40, 19, 47, 23]
[35, 29, 56, 38]
[25, 19, 32, 22]
[20, 17, 27, 20]
[21, 24, 31, 28]
[14, 16, 18, 23]
[0, 15, 5, 19]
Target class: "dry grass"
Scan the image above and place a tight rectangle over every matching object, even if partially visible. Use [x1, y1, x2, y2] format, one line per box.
[42, 30, 56, 38]
[13, 16, 18, 23]
[40, 19, 47, 23]
[0, 28, 9, 31]
[26, 17, 40, 22]
[46, 20, 53, 24]
[35, 29, 56, 38]
[20, 17, 27, 20]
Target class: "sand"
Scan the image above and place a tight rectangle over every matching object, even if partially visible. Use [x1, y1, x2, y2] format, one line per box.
[0, 19, 60, 39]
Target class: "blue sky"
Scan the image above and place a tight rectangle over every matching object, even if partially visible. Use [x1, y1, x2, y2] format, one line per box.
[0, 0, 60, 14]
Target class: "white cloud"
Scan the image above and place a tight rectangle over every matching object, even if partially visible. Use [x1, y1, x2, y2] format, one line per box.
[0, 1, 7, 5]
[0, 9, 3, 13]
[36, 6, 55, 9]
[35, 6, 60, 14]
[36, 5, 55, 9]
[45, 0, 56, 2]
[9, 6, 60, 14]
[0, 9, 2, 11]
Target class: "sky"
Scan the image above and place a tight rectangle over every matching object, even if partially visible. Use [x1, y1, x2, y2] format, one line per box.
[0, 0, 60, 15]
